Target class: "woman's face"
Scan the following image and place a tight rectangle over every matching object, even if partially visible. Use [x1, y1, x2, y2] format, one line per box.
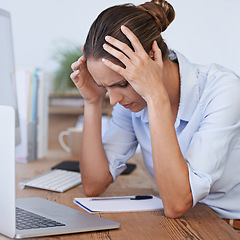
[87, 59, 147, 112]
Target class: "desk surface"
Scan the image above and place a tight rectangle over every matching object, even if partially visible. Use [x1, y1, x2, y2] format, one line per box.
[2, 151, 239, 240]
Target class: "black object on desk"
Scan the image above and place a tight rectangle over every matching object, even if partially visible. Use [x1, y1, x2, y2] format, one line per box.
[52, 161, 80, 172]
[52, 161, 136, 175]
[121, 163, 136, 175]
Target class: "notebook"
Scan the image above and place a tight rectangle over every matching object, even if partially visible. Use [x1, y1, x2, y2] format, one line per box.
[0, 105, 120, 238]
[74, 195, 163, 213]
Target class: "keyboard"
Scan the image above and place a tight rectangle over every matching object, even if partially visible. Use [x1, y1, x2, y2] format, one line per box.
[16, 207, 65, 230]
[19, 169, 82, 192]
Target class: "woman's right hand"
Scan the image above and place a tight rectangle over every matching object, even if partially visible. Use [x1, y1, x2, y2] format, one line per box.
[70, 50, 106, 104]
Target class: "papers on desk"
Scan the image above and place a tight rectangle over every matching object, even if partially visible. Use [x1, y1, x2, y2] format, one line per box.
[73, 195, 163, 213]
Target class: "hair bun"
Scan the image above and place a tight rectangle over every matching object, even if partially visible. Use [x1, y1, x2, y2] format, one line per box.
[139, 0, 175, 32]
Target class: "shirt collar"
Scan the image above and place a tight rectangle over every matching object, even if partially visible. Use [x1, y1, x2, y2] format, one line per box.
[135, 106, 149, 123]
[174, 51, 200, 124]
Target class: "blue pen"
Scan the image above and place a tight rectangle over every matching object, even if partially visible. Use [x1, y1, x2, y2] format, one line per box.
[90, 195, 153, 201]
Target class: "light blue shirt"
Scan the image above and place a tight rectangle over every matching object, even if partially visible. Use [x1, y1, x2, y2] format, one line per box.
[102, 51, 240, 218]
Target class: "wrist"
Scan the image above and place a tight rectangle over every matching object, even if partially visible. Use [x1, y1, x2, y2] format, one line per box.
[84, 98, 104, 115]
[147, 90, 170, 110]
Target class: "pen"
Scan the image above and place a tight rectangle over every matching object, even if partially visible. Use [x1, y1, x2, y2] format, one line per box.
[90, 195, 153, 201]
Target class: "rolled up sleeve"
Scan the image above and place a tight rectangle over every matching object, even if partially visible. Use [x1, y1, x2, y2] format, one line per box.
[102, 104, 138, 181]
[187, 162, 212, 207]
[184, 74, 240, 207]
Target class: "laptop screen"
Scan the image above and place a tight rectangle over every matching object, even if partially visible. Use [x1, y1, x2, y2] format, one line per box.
[0, 8, 21, 145]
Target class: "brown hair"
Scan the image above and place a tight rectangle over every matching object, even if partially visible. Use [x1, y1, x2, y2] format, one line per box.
[84, 0, 175, 63]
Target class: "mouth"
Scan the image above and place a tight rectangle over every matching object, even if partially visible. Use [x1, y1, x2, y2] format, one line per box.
[122, 103, 133, 109]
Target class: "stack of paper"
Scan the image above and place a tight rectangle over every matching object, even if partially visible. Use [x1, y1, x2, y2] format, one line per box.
[74, 195, 163, 213]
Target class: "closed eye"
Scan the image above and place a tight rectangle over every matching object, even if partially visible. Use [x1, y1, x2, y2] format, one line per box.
[93, 79, 129, 88]
[119, 82, 129, 88]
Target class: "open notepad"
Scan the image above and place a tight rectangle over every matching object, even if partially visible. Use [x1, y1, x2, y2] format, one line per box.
[73, 195, 163, 213]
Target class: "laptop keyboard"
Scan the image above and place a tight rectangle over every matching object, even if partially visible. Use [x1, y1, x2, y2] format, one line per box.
[19, 169, 82, 192]
[16, 207, 65, 230]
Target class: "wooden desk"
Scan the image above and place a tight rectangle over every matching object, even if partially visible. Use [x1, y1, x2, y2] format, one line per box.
[2, 151, 239, 240]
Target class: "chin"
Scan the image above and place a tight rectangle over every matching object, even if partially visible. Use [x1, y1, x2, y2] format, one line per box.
[130, 105, 145, 113]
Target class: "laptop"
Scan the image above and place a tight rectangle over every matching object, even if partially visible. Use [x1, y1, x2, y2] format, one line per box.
[0, 8, 120, 238]
[0, 107, 120, 239]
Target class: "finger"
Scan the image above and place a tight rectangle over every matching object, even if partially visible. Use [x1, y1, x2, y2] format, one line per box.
[81, 46, 87, 61]
[103, 43, 131, 67]
[80, 54, 86, 62]
[70, 69, 80, 81]
[71, 59, 81, 71]
[71, 56, 85, 71]
[104, 35, 136, 61]
[152, 41, 163, 65]
[102, 58, 126, 77]
[120, 25, 145, 54]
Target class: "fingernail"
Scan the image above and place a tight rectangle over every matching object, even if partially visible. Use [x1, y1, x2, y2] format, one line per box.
[102, 58, 106, 62]
[105, 36, 111, 41]
[121, 25, 126, 30]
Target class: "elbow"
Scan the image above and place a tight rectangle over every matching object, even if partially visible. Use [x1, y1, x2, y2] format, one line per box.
[83, 183, 105, 197]
[163, 199, 192, 219]
[81, 172, 113, 197]
[164, 206, 188, 219]
[82, 178, 111, 197]
[84, 188, 98, 197]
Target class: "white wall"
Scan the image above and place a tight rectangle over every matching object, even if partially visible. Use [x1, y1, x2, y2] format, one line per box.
[1, 0, 239, 75]
[164, 0, 240, 75]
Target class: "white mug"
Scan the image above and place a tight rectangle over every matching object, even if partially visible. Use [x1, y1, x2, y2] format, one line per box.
[58, 127, 82, 157]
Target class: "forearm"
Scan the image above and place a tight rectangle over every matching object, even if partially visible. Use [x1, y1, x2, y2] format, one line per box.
[148, 96, 192, 218]
[80, 100, 113, 196]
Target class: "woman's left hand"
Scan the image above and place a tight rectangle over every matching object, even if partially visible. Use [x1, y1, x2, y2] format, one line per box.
[102, 25, 165, 103]
[103, 26, 193, 217]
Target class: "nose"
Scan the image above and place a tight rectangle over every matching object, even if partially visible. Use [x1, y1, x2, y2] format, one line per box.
[107, 88, 123, 106]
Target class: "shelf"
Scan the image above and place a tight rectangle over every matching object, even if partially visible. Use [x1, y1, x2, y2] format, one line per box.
[49, 92, 112, 116]
[49, 105, 112, 115]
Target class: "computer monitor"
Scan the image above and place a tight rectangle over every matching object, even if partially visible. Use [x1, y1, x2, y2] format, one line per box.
[0, 8, 20, 145]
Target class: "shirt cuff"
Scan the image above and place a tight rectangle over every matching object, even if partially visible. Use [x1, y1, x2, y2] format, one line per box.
[187, 162, 212, 207]
[105, 150, 128, 181]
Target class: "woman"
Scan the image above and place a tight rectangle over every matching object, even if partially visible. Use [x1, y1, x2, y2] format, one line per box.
[70, 0, 240, 220]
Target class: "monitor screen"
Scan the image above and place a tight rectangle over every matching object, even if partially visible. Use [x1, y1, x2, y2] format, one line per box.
[0, 9, 21, 145]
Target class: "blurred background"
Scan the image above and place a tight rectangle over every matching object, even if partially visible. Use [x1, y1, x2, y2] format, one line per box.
[1, 0, 240, 76]
[1, 0, 240, 159]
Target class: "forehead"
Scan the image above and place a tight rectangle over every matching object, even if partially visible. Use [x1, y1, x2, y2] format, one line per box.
[87, 59, 124, 86]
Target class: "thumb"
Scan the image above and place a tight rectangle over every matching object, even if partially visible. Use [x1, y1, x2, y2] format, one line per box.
[152, 40, 163, 66]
